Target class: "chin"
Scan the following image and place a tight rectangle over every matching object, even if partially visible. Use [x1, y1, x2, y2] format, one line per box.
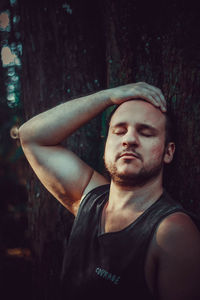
[117, 165, 140, 176]
[107, 161, 163, 188]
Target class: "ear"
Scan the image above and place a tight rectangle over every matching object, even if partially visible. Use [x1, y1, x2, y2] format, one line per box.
[164, 142, 175, 164]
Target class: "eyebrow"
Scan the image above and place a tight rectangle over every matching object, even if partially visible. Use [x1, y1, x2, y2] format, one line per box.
[110, 122, 128, 128]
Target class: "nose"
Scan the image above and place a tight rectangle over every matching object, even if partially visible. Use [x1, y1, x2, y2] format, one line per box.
[122, 129, 139, 148]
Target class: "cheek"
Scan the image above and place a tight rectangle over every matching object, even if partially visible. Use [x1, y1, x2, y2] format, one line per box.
[147, 142, 165, 159]
[105, 135, 118, 151]
[104, 136, 119, 163]
[104, 139, 113, 160]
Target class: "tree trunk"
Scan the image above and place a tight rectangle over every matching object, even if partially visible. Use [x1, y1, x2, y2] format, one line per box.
[19, 0, 200, 298]
[19, 0, 106, 298]
[103, 0, 200, 212]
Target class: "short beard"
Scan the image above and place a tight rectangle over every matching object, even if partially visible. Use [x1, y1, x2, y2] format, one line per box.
[104, 160, 163, 188]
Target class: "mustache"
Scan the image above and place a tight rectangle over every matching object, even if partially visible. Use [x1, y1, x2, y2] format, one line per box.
[116, 149, 143, 161]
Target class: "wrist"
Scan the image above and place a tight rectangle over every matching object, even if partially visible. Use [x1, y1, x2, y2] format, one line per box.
[96, 89, 113, 107]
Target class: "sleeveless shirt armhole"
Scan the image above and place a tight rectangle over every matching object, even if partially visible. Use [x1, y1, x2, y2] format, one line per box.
[144, 207, 200, 278]
[147, 207, 199, 247]
[183, 210, 200, 231]
[76, 184, 110, 219]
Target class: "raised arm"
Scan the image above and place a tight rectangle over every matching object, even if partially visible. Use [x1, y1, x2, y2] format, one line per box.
[19, 82, 166, 215]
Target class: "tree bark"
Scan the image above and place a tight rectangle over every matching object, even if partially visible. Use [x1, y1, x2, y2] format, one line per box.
[19, 0, 200, 298]
[19, 0, 106, 298]
[103, 0, 200, 212]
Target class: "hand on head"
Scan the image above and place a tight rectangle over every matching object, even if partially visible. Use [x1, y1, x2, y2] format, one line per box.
[108, 82, 167, 113]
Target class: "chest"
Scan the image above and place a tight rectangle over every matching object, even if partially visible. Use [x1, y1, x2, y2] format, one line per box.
[100, 205, 158, 293]
[101, 205, 143, 234]
[64, 203, 157, 300]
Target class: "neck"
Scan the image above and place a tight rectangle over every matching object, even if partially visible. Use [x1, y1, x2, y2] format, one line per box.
[108, 175, 163, 213]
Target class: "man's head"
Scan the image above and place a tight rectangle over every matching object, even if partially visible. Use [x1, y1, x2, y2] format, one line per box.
[104, 100, 175, 187]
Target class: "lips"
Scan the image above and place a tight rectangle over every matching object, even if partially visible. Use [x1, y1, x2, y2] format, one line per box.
[119, 152, 141, 160]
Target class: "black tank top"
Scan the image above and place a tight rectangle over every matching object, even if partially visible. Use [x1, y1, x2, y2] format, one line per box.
[60, 184, 194, 300]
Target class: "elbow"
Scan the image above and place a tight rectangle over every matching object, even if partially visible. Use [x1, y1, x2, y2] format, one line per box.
[18, 123, 32, 146]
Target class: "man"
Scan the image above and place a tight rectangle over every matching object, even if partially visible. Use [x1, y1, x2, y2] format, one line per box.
[19, 82, 200, 300]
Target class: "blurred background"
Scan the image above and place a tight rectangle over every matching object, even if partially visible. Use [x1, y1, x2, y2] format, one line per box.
[0, 0, 200, 299]
[0, 0, 31, 298]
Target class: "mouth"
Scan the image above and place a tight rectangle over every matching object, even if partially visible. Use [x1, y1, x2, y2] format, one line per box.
[119, 152, 141, 160]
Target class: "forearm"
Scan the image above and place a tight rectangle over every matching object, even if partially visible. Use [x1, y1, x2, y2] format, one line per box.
[19, 90, 112, 146]
[19, 82, 166, 146]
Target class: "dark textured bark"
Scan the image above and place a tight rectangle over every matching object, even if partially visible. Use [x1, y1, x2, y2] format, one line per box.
[19, 0, 200, 298]
[103, 0, 200, 213]
[19, 0, 106, 298]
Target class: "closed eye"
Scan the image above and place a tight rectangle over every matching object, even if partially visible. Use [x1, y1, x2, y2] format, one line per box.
[140, 131, 154, 137]
[112, 128, 127, 135]
[137, 124, 158, 137]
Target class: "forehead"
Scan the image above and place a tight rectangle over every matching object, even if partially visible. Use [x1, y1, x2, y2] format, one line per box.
[110, 100, 166, 131]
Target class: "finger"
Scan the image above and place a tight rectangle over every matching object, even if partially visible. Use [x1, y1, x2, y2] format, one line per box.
[133, 90, 161, 108]
[124, 83, 167, 112]
[131, 85, 159, 105]
[144, 85, 166, 111]
[149, 93, 164, 109]
[155, 89, 166, 111]
[151, 94, 167, 112]
[139, 89, 167, 112]
[139, 83, 165, 101]
[152, 91, 167, 112]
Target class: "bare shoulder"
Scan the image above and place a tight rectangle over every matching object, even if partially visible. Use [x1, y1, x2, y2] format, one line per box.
[154, 212, 200, 300]
[156, 211, 200, 248]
